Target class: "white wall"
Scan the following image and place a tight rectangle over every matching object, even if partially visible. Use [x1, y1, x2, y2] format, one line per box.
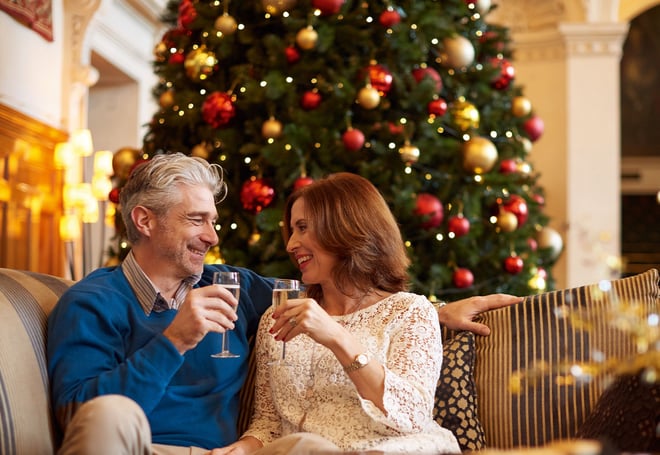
[0, 0, 65, 129]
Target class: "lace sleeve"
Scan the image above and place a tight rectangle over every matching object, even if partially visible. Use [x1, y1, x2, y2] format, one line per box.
[241, 307, 280, 445]
[361, 294, 442, 433]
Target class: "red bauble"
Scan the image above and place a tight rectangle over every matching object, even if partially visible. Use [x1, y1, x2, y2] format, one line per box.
[177, 0, 197, 29]
[312, 0, 344, 15]
[342, 128, 365, 151]
[490, 58, 515, 90]
[499, 158, 518, 174]
[202, 92, 236, 128]
[532, 193, 545, 206]
[448, 215, 470, 237]
[428, 98, 448, 117]
[168, 52, 185, 65]
[285, 46, 301, 64]
[364, 64, 393, 95]
[503, 255, 524, 274]
[379, 8, 401, 27]
[523, 115, 544, 142]
[301, 90, 322, 110]
[240, 178, 275, 213]
[108, 187, 120, 204]
[388, 122, 405, 135]
[502, 195, 528, 226]
[453, 268, 474, 288]
[414, 193, 444, 229]
[412, 67, 442, 92]
[293, 176, 314, 190]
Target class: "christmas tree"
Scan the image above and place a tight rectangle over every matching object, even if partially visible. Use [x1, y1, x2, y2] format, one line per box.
[110, 0, 563, 300]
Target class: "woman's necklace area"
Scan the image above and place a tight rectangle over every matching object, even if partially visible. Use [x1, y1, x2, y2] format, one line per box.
[297, 298, 367, 430]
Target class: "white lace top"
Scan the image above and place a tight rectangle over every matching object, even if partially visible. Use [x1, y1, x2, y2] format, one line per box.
[243, 292, 461, 453]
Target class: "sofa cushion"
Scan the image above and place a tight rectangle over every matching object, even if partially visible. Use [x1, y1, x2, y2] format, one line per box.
[576, 373, 659, 452]
[473, 268, 659, 449]
[434, 331, 486, 451]
[0, 269, 73, 454]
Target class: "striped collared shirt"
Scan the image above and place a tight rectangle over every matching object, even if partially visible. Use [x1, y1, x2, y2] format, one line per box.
[121, 250, 202, 315]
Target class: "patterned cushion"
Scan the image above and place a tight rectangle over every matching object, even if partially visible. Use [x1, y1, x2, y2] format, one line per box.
[473, 268, 659, 449]
[0, 269, 73, 454]
[434, 331, 486, 451]
[576, 373, 660, 452]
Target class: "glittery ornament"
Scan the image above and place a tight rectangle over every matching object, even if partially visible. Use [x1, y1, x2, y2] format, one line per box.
[364, 63, 393, 95]
[202, 92, 236, 128]
[184, 46, 218, 82]
[240, 177, 275, 213]
[449, 99, 480, 131]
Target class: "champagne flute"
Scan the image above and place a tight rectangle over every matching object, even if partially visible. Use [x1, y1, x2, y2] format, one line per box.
[211, 271, 240, 358]
[272, 278, 302, 363]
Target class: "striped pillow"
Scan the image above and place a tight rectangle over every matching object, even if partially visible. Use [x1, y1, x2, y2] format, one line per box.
[0, 269, 73, 454]
[473, 268, 659, 449]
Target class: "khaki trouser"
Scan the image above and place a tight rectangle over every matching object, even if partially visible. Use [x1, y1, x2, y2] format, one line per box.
[58, 395, 208, 455]
[57, 395, 342, 455]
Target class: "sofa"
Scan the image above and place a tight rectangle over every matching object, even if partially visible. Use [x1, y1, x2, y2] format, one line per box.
[0, 267, 657, 454]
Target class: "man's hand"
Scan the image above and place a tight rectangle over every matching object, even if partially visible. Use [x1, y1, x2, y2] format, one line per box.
[163, 285, 238, 355]
[438, 294, 522, 336]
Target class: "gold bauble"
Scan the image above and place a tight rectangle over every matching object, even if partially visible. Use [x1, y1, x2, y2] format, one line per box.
[112, 147, 141, 180]
[159, 90, 175, 108]
[450, 99, 480, 131]
[442, 35, 475, 69]
[191, 143, 210, 159]
[214, 13, 238, 35]
[357, 84, 381, 109]
[511, 96, 532, 117]
[154, 41, 168, 62]
[399, 142, 420, 164]
[184, 46, 218, 82]
[296, 26, 318, 50]
[262, 0, 297, 15]
[497, 211, 518, 232]
[462, 137, 498, 174]
[262, 117, 283, 139]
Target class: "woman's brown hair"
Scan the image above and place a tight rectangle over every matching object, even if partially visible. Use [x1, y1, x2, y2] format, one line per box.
[283, 172, 410, 301]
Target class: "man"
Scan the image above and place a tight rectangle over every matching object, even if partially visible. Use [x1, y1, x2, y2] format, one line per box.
[48, 153, 520, 454]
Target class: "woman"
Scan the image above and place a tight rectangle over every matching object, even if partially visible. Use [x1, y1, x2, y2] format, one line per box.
[219, 172, 461, 454]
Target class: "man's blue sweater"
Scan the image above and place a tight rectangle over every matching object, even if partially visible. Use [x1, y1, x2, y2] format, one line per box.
[47, 264, 273, 449]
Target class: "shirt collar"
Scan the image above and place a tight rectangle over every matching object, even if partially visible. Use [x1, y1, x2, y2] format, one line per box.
[121, 250, 202, 315]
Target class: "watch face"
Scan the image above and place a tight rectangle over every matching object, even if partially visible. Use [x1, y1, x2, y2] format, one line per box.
[357, 354, 368, 365]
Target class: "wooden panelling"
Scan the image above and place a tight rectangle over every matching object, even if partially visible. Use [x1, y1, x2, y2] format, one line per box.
[0, 104, 67, 277]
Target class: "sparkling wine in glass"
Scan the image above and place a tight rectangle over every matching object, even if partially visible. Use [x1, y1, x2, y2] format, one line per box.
[211, 271, 240, 358]
[272, 278, 302, 363]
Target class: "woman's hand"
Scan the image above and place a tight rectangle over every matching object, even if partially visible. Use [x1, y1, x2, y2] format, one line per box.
[438, 293, 522, 336]
[270, 297, 345, 348]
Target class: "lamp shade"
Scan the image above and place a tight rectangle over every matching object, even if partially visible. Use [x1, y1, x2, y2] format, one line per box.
[93, 150, 114, 176]
[71, 129, 94, 157]
[54, 142, 75, 169]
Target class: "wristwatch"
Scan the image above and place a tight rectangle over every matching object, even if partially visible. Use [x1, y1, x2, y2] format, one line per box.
[343, 353, 370, 373]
